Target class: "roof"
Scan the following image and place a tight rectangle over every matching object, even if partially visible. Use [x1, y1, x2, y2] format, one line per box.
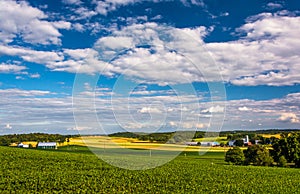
[37, 142, 57, 147]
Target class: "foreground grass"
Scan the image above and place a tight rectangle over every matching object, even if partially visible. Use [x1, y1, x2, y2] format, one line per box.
[0, 146, 299, 193]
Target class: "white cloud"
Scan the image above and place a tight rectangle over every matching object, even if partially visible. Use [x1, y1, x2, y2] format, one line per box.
[201, 105, 224, 113]
[4, 124, 12, 129]
[0, 88, 52, 97]
[0, 0, 71, 45]
[266, 3, 283, 10]
[29, 73, 41, 79]
[138, 107, 161, 114]
[1, 7, 299, 87]
[71, 7, 97, 20]
[277, 113, 300, 123]
[238, 106, 251, 111]
[15, 76, 25, 80]
[0, 63, 27, 74]
[180, 0, 205, 7]
[0, 45, 63, 65]
[94, 0, 137, 16]
[62, 0, 82, 5]
[95, 36, 134, 50]
[207, 13, 300, 86]
[93, 0, 204, 16]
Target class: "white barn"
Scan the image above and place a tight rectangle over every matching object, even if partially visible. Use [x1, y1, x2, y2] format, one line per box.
[17, 143, 29, 148]
[37, 142, 57, 149]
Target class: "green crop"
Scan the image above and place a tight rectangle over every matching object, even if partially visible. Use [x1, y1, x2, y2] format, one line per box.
[0, 146, 299, 193]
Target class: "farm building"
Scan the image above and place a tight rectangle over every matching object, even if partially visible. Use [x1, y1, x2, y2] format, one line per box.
[37, 142, 57, 149]
[200, 142, 220, 147]
[185, 142, 199, 146]
[228, 140, 235, 146]
[17, 143, 29, 148]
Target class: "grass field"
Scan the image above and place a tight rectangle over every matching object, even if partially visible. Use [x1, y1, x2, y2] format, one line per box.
[1, 145, 300, 193]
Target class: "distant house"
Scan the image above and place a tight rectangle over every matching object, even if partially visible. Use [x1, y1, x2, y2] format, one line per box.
[37, 142, 57, 149]
[200, 142, 220, 147]
[17, 143, 29, 148]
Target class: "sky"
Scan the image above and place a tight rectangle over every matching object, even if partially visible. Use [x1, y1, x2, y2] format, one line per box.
[0, 0, 300, 135]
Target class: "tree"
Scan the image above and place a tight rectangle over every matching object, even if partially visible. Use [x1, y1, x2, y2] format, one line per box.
[225, 147, 245, 165]
[234, 139, 244, 147]
[244, 145, 273, 166]
[272, 132, 300, 167]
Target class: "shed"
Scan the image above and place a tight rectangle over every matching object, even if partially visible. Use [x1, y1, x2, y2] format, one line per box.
[37, 142, 57, 149]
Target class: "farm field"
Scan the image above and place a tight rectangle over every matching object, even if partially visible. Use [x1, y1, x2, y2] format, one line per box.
[65, 136, 231, 152]
[1, 146, 299, 193]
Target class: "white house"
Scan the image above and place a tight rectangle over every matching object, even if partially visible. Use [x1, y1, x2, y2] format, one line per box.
[37, 142, 57, 149]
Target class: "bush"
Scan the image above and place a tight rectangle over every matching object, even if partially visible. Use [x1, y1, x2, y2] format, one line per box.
[278, 156, 287, 167]
[225, 147, 245, 165]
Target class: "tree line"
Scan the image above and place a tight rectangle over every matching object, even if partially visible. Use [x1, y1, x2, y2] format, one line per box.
[225, 132, 300, 168]
[0, 133, 79, 146]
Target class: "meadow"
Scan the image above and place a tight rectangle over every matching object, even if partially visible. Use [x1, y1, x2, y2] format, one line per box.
[0, 145, 300, 193]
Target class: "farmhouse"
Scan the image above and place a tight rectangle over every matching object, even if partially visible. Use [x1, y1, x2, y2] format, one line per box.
[37, 142, 57, 149]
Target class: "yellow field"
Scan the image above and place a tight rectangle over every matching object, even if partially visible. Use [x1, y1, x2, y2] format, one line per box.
[67, 136, 231, 152]
[260, 134, 281, 138]
[193, 136, 227, 142]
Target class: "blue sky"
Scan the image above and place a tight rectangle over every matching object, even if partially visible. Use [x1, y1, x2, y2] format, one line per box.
[0, 0, 300, 134]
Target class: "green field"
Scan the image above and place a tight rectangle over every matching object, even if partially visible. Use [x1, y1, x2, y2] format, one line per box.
[0, 146, 299, 193]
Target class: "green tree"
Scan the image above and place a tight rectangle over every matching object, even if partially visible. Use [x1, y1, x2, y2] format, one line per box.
[271, 132, 300, 167]
[225, 147, 245, 165]
[244, 145, 273, 166]
[234, 139, 244, 147]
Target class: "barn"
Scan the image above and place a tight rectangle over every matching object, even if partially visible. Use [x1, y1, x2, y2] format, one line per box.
[17, 143, 29, 148]
[37, 142, 57, 149]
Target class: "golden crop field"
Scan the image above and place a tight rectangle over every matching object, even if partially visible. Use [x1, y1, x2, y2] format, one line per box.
[67, 136, 231, 152]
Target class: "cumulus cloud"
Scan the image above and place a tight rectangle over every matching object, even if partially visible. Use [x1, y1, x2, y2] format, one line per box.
[277, 113, 300, 123]
[0, 63, 27, 74]
[207, 12, 300, 86]
[0, 0, 71, 45]
[0, 45, 63, 64]
[63, 14, 300, 86]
